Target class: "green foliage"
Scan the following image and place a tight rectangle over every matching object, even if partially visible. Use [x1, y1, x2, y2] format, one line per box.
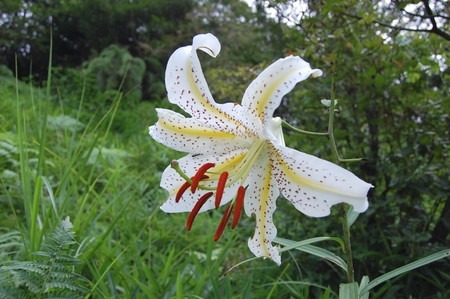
[0, 0, 194, 82]
[266, 1, 450, 298]
[205, 64, 261, 103]
[87, 44, 145, 103]
[0, 66, 13, 78]
[0, 217, 90, 298]
[0, 0, 449, 298]
[0, 231, 21, 261]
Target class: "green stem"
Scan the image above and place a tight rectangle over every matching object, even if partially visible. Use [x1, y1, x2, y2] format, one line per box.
[328, 71, 355, 284]
[327, 79, 340, 163]
[341, 204, 355, 283]
[327, 74, 364, 163]
[281, 120, 328, 136]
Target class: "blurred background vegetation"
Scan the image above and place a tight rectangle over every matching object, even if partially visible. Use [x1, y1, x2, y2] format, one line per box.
[0, 0, 449, 298]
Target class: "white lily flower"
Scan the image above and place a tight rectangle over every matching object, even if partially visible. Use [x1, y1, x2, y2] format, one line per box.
[149, 33, 373, 265]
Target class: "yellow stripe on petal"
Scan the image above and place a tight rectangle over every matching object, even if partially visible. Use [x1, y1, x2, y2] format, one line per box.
[242, 56, 322, 125]
[210, 152, 246, 174]
[246, 150, 281, 265]
[280, 162, 334, 193]
[254, 75, 290, 120]
[278, 157, 366, 199]
[158, 119, 236, 138]
[271, 144, 372, 217]
[257, 162, 274, 258]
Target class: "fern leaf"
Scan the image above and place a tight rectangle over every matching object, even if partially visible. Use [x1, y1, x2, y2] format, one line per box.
[0, 217, 90, 298]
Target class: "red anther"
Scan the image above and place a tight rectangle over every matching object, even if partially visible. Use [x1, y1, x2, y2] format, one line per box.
[176, 181, 191, 203]
[191, 163, 215, 193]
[176, 175, 209, 202]
[215, 172, 229, 209]
[186, 192, 214, 231]
[231, 186, 246, 229]
[214, 204, 233, 241]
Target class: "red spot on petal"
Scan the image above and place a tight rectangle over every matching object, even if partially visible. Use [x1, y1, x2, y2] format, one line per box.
[186, 192, 214, 231]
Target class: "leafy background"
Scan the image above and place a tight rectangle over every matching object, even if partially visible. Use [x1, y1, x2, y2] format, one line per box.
[0, 0, 448, 298]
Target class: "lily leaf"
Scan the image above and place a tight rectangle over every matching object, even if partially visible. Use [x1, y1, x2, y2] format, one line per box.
[358, 276, 370, 299]
[274, 237, 347, 272]
[346, 205, 360, 227]
[339, 282, 358, 299]
[360, 249, 450, 296]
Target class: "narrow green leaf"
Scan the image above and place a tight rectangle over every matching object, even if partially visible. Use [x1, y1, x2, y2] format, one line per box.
[275, 236, 345, 252]
[176, 271, 184, 299]
[339, 282, 359, 299]
[30, 175, 43, 252]
[360, 249, 450, 295]
[42, 176, 59, 219]
[274, 237, 347, 272]
[223, 256, 261, 276]
[346, 205, 360, 227]
[90, 247, 127, 294]
[358, 276, 370, 299]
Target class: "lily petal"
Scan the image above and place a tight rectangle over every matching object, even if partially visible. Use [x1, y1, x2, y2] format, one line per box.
[165, 33, 260, 136]
[193, 33, 221, 58]
[243, 147, 281, 265]
[271, 144, 373, 217]
[160, 150, 246, 213]
[149, 108, 253, 155]
[242, 56, 322, 125]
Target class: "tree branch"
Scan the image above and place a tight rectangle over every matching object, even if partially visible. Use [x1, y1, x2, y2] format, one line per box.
[341, 12, 450, 41]
[421, 0, 450, 40]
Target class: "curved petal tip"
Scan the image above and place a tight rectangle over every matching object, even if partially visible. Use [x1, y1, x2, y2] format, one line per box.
[193, 33, 221, 58]
[311, 68, 323, 78]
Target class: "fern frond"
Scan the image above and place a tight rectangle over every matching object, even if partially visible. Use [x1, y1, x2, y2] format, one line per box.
[2, 261, 48, 275]
[10, 269, 42, 293]
[0, 285, 29, 299]
[0, 217, 90, 298]
[33, 251, 81, 265]
[0, 231, 22, 259]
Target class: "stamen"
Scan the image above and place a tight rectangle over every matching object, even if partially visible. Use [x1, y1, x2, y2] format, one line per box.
[176, 175, 209, 202]
[191, 163, 215, 193]
[176, 181, 191, 203]
[231, 186, 246, 229]
[215, 171, 229, 209]
[214, 204, 233, 241]
[186, 192, 214, 231]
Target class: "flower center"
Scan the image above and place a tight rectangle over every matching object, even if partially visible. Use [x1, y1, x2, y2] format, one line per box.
[264, 117, 285, 146]
[172, 140, 266, 240]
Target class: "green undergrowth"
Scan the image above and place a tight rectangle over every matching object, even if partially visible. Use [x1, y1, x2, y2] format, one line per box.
[0, 72, 335, 298]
